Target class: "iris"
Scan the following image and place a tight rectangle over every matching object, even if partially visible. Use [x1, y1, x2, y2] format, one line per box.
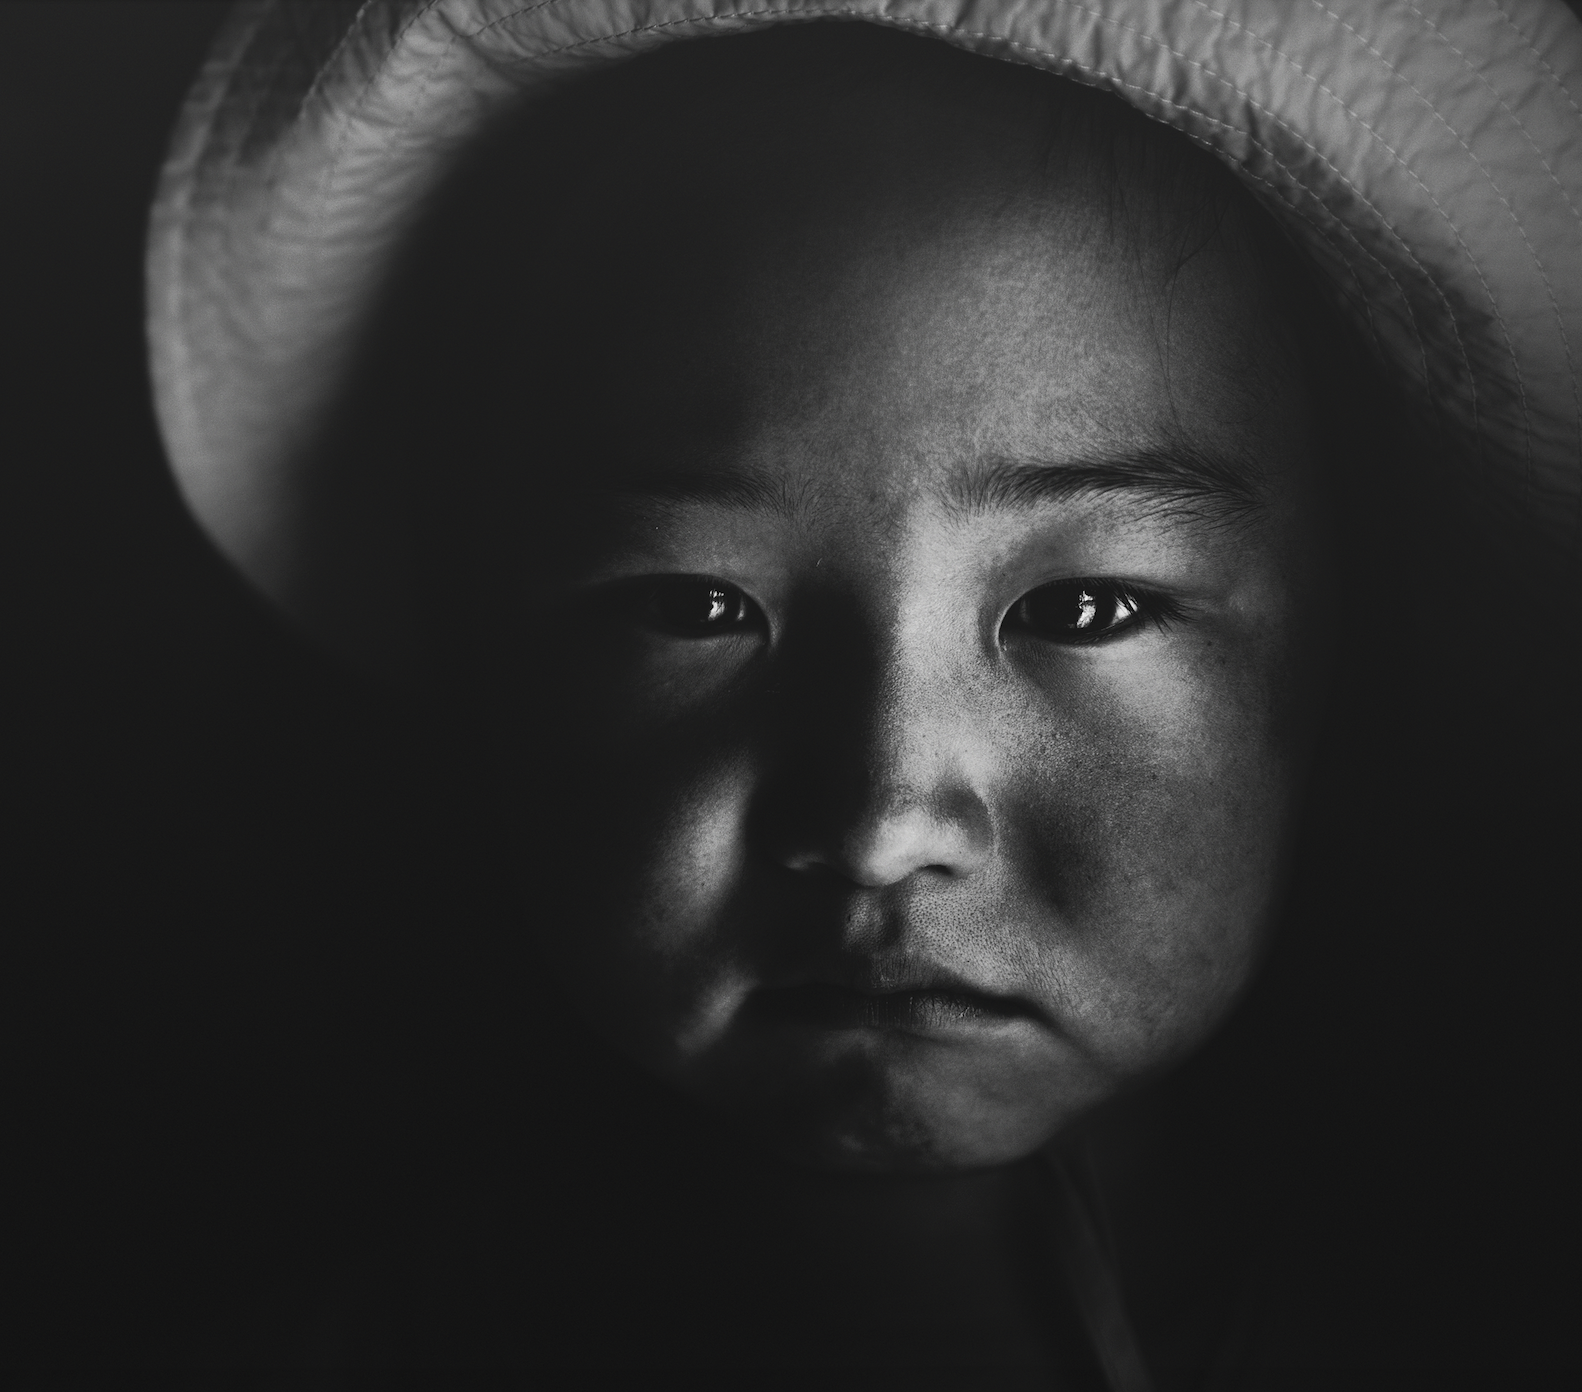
[1010, 580, 1178, 644]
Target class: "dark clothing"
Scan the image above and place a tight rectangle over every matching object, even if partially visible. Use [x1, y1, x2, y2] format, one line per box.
[165, 1040, 1121, 1384]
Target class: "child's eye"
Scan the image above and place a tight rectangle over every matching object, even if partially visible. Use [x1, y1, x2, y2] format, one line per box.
[1007, 579, 1175, 644]
[643, 576, 757, 636]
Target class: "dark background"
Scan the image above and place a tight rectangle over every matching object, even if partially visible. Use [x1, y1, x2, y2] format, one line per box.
[6, 1, 523, 1367]
[6, 1, 1580, 1377]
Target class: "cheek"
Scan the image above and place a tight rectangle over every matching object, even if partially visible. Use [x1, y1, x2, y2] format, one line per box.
[514, 703, 762, 1067]
[1003, 638, 1304, 1068]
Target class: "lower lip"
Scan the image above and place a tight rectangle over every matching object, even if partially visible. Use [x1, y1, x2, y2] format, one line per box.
[757, 983, 1031, 1033]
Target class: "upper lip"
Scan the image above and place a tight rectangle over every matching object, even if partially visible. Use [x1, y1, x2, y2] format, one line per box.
[748, 888, 1043, 1018]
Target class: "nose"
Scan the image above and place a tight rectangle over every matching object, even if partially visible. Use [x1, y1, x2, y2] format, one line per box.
[762, 632, 995, 888]
[779, 784, 993, 887]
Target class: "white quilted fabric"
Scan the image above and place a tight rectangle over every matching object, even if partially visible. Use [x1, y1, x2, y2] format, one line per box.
[147, 0, 1582, 668]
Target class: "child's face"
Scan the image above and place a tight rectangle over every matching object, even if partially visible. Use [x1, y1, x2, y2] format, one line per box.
[497, 106, 1334, 1170]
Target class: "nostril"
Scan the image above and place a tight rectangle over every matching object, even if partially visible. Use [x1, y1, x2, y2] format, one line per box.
[774, 801, 991, 888]
[756, 749, 995, 888]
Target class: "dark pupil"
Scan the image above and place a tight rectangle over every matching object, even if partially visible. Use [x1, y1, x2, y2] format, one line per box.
[1021, 583, 1115, 634]
[655, 580, 736, 630]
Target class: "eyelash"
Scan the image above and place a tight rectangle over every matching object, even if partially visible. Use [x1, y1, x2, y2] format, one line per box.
[628, 576, 761, 637]
[1004, 578, 1185, 646]
[604, 575, 1183, 646]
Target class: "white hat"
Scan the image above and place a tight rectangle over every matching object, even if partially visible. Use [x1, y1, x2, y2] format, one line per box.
[148, 0, 1582, 672]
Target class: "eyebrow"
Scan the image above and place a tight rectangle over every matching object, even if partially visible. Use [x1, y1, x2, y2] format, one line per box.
[594, 446, 1266, 524]
[596, 466, 807, 518]
[949, 446, 1267, 524]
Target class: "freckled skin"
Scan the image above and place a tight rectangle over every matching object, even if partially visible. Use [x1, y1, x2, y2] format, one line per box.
[492, 72, 1335, 1172]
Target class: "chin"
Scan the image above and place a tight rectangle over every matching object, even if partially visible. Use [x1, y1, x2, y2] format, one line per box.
[711, 1047, 1083, 1174]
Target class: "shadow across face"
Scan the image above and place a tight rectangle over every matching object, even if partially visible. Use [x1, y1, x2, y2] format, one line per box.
[460, 24, 1339, 1171]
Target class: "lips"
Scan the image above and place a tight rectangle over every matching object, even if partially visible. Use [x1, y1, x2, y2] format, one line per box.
[755, 980, 1036, 1032]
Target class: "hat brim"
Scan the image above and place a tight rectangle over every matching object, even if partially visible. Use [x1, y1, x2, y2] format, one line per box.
[148, 0, 1582, 672]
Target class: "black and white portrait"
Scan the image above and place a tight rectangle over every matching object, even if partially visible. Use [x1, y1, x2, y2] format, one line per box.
[9, 1, 1580, 1383]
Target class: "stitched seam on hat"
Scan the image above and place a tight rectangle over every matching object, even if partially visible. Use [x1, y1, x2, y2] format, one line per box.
[397, 0, 580, 156]
[1489, 0, 1582, 123]
[216, 6, 357, 420]
[311, 0, 459, 195]
[287, 0, 545, 235]
[253, 0, 412, 253]
[1298, 0, 1529, 485]
[1031, 0, 1463, 442]
[1408, 1, 1580, 497]
[1050, 0, 1457, 431]
[935, 0, 1475, 453]
[1168, 2, 1490, 456]
[1193, 0, 1581, 509]
[290, 0, 386, 133]
[163, 2, 284, 475]
[256, 0, 388, 205]
[283, 0, 558, 297]
[301, 0, 647, 244]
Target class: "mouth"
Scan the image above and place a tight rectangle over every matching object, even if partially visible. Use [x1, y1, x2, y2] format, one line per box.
[754, 982, 1037, 1034]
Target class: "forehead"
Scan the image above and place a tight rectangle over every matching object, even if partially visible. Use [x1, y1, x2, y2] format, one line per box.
[516, 36, 1311, 519]
[559, 200, 1301, 523]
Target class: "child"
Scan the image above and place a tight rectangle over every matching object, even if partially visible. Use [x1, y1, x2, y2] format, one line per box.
[143, 1, 1581, 1380]
[458, 25, 1340, 1177]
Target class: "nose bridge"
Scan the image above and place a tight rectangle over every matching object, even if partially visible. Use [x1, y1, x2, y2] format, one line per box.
[864, 607, 970, 793]
[768, 581, 994, 885]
